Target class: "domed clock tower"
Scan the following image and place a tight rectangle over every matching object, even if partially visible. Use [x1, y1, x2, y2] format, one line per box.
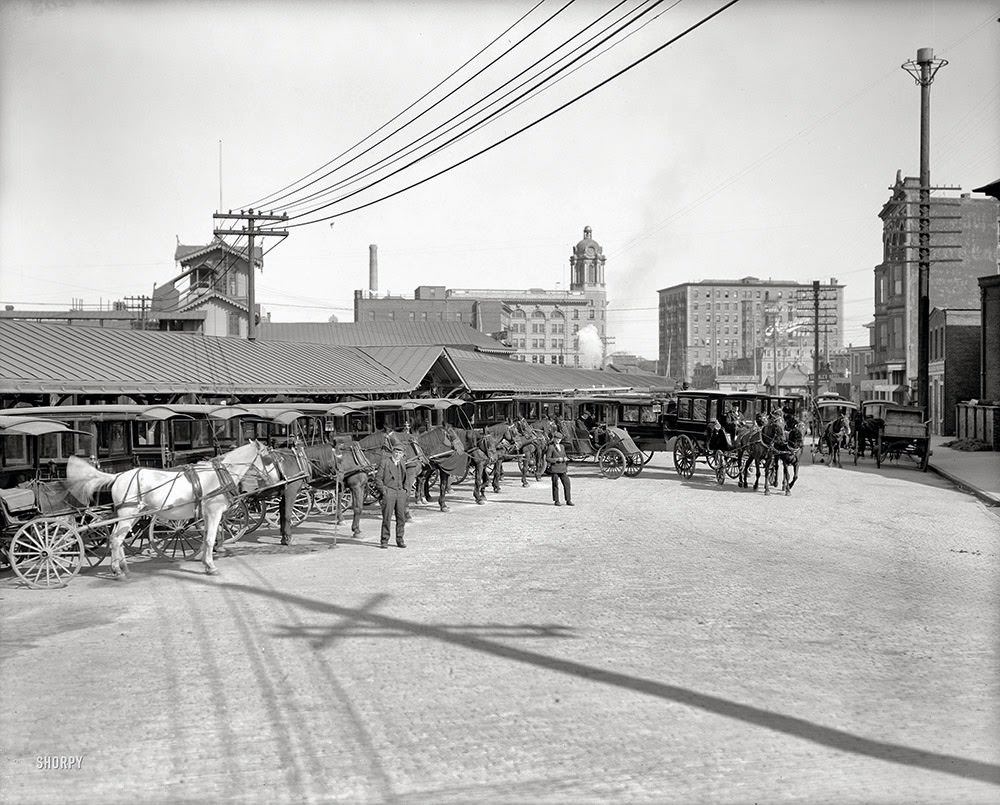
[569, 226, 606, 291]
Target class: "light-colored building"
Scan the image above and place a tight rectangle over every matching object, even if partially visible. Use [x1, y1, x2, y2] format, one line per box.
[657, 277, 844, 386]
[354, 227, 609, 367]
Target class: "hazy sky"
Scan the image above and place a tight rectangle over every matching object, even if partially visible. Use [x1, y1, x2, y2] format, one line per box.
[1, 0, 997, 357]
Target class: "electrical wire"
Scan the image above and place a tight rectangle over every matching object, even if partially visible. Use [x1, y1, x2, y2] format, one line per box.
[267, 0, 741, 230]
[275, 0, 653, 215]
[248, 0, 576, 211]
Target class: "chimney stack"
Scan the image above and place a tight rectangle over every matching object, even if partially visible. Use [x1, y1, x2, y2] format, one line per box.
[369, 244, 378, 298]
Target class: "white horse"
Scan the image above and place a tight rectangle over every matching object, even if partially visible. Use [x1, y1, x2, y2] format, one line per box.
[67, 440, 278, 578]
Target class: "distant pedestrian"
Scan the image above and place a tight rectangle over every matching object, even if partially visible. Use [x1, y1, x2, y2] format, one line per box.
[545, 432, 573, 507]
[375, 444, 408, 548]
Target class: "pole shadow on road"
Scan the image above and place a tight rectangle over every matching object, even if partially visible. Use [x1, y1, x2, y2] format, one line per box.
[168, 571, 1000, 788]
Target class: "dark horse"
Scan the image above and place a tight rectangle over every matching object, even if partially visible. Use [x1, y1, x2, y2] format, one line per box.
[764, 418, 804, 495]
[456, 428, 499, 504]
[491, 420, 544, 486]
[850, 411, 883, 460]
[823, 413, 851, 468]
[267, 442, 342, 545]
[416, 425, 468, 512]
[735, 416, 773, 493]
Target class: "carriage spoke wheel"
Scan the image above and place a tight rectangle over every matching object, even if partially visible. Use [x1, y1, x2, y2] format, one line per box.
[150, 517, 203, 561]
[220, 499, 251, 544]
[624, 453, 643, 478]
[243, 497, 268, 535]
[713, 453, 726, 485]
[311, 489, 338, 516]
[599, 446, 626, 480]
[641, 450, 655, 466]
[123, 517, 155, 556]
[264, 487, 313, 529]
[673, 435, 697, 480]
[79, 510, 112, 569]
[9, 518, 84, 589]
[724, 454, 741, 479]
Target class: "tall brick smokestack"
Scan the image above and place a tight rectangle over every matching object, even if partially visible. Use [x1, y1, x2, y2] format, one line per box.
[369, 244, 378, 298]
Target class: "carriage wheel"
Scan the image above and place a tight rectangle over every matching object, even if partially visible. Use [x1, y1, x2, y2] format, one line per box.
[312, 489, 338, 516]
[624, 453, 643, 478]
[641, 450, 655, 466]
[220, 499, 251, 544]
[243, 496, 268, 535]
[673, 435, 697, 479]
[875, 434, 883, 469]
[714, 456, 725, 485]
[124, 516, 155, 556]
[264, 486, 313, 528]
[150, 517, 202, 561]
[599, 447, 626, 480]
[9, 518, 84, 589]
[724, 453, 741, 479]
[79, 510, 112, 569]
[705, 450, 721, 471]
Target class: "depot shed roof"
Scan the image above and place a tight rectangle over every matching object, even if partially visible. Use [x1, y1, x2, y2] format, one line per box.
[256, 321, 514, 354]
[446, 349, 672, 395]
[0, 321, 411, 397]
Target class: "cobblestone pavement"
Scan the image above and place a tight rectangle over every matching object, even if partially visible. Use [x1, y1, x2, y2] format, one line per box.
[2, 455, 999, 804]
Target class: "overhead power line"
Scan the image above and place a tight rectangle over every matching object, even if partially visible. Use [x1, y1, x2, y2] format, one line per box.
[275, 0, 656, 216]
[265, 0, 743, 231]
[244, 0, 571, 211]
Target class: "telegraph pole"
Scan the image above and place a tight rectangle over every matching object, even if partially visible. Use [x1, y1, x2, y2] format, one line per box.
[812, 280, 820, 402]
[213, 209, 288, 341]
[902, 47, 947, 414]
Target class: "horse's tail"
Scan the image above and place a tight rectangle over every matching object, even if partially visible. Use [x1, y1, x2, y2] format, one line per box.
[66, 455, 117, 503]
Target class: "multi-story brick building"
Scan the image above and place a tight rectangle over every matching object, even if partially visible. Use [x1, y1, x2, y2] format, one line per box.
[869, 171, 999, 404]
[354, 227, 609, 367]
[928, 308, 980, 435]
[657, 277, 844, 386]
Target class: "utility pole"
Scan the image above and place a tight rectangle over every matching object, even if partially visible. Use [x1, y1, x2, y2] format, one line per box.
[902, 47, 947, 414]
[213, 209, 288, 341]
[812, 280, 820, 402]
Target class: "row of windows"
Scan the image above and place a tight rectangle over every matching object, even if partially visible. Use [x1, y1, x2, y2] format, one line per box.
[513, 338, 574, 350]
[510, 308, 600, 320]
[693, 289, 786, 300]
[365, 310, 466, 322]
[510, 322, 576, 335]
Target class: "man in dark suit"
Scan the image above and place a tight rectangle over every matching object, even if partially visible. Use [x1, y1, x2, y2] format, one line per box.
[375, 443, 408, 549]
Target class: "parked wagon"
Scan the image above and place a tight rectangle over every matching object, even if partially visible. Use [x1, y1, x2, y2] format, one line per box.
[0, 415, 104, 588]
[875, 405, 931, 471]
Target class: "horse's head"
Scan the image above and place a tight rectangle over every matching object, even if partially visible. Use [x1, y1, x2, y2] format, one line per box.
[234, 439, 284, 490]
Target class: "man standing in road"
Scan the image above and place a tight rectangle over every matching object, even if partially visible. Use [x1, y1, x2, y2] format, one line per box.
[375, 443, 408, 549]
[545, 431, 573, 507]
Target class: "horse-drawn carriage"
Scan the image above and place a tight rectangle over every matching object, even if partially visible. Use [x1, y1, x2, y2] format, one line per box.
[662, 390, 763, 484]
[809, 398, 857, 467]
[0, 404, 304, 560]
[472, 394, 651, 480]
[0, 412, 282, 587]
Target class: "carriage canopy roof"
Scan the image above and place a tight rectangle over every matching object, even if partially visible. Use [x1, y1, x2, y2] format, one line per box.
[0, 415, 84, 436]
